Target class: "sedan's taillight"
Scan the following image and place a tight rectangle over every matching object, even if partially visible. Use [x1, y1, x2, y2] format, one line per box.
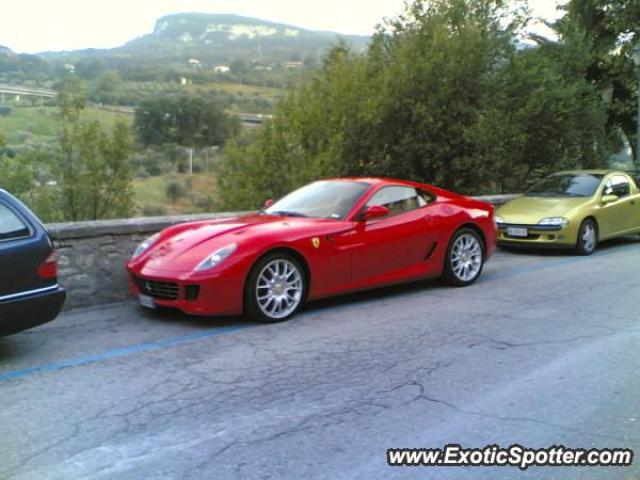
[37, 251, 58, 279]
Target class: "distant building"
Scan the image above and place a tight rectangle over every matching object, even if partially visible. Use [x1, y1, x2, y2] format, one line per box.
[214, 65, 231, 73]
[179, 77, 192, 86]
[285, 61, 304, 69]
[63, 63, 76, 74]
[188, 58, 202, 68]
[253, 64, 273, 72]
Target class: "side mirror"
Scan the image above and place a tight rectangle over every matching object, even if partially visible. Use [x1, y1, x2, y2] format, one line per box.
[361, 205, 390, 221]
[601, 194, 618, 205]
[263, 198, 274, 209]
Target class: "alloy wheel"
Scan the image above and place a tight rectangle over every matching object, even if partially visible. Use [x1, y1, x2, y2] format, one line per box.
[450, 233, 483, 282]
[256, 259, 304, 319]
[581, 223, 596, 253]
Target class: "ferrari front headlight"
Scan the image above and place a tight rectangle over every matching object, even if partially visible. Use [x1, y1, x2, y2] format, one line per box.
[132, 233, 160, 259]
[195, 243, 237, 272]
[538, 217, 569, 226]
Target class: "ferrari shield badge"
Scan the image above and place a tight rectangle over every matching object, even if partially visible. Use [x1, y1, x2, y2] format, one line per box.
[312, 237, 321, 249]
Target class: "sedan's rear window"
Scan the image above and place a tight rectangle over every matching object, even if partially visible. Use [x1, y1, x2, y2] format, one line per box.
[0, 203, 30, 240]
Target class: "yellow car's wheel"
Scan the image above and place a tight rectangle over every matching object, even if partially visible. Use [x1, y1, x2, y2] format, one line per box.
[576, 219, 597, 256]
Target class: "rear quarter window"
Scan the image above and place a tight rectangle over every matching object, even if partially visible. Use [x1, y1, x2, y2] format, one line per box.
[0, 202, 31, 241]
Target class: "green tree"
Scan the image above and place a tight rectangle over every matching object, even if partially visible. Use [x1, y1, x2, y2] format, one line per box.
[217, 0, 607, 209]
[92, 70, 124, 105]
[134, 95, 241, 148]
[550, 0, 640, 158]
[55, 78, 134, 220]
[55, 75, 86, 122]
[0, 142, 63, 223]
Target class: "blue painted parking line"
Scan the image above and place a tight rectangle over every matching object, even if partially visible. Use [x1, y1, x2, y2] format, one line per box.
[0, 323, 255, 382]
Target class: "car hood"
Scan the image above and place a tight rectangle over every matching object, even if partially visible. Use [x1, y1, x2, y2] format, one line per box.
[139, 214, 337, 274]
[497, 196, 588, 224]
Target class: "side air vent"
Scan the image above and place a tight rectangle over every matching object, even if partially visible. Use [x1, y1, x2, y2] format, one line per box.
[424, 243, 438, 261]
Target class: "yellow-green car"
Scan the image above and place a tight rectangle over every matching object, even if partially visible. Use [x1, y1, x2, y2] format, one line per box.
[496, 170, 640, 255]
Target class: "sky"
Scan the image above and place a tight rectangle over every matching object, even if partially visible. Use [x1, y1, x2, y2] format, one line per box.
[0, 0, 565, 54]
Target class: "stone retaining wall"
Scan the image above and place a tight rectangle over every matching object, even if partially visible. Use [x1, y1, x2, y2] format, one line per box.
[48, 195, 518, 310]
[48, 213, 249, 309]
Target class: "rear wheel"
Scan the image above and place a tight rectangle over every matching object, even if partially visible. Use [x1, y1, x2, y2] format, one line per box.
[245, 253, 306, 323]
[443, 228, 485, 287]
[575, 219, 597, 256]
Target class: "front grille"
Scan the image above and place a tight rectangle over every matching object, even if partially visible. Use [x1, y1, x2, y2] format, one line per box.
[499, 223, 562, 232]
[134, 276, 179, 300]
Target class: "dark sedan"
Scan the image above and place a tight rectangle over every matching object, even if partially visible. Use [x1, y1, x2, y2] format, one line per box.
[0, 189, 65, 336]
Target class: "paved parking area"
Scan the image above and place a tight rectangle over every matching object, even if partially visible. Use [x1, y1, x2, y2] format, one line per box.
[1, 240, 640, 479]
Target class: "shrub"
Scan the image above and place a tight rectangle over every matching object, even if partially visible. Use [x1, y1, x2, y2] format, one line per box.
[165, 179, 186, 203]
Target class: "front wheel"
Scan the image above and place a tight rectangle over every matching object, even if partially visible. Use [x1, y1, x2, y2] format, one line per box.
[443, 228, 485, 287]
[575, 219, 598, 256]
[245, 253, 306, 323]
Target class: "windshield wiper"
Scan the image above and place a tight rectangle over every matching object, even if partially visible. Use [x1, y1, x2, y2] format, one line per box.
[268, 210, 309, 218]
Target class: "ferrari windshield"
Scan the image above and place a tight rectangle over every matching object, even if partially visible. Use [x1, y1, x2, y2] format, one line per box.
[526, 173, 604, 197]
[264, 181, 370, 219]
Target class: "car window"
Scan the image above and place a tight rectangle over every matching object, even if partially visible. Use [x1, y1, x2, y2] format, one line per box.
[603, 175, 630, 198]
[366, 186, 432, 217]
[0, 202, 30, 241]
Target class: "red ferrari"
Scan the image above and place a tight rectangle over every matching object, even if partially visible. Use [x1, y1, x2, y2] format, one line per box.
[127, 178, 497, 322]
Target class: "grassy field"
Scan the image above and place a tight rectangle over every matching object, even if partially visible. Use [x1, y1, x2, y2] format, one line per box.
[133, 173, 219, 216]
[124, 80, 284, 97]
[0, 106, 133, 146]
[123, 81, 284, 113]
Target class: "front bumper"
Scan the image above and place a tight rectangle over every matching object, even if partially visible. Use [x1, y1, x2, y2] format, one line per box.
[497, 223, 578, 248]
[0, 287, 66, 336]
[127, 268, 245, 316]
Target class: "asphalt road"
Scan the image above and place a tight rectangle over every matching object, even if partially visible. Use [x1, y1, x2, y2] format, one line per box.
[1, 239, 639, 480]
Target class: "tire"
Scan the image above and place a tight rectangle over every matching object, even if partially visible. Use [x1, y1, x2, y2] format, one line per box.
[575, 219, 598, 256]
[244, 252, 306, 323]
[443, 228, 485, 287]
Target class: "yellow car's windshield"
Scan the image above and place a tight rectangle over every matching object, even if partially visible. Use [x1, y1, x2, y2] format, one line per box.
[526, 173, 604, 198]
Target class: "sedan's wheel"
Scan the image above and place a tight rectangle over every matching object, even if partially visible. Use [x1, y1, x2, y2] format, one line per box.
[444, 228, 484, 287]
[245, 253, 306, 322]
[576, 219, 597, 256]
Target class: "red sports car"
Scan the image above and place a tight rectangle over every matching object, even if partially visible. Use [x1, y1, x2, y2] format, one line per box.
[127, 178, 497, 322]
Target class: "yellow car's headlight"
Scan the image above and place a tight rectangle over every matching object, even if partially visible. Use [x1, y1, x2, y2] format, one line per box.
[538, 217, 569, 226]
